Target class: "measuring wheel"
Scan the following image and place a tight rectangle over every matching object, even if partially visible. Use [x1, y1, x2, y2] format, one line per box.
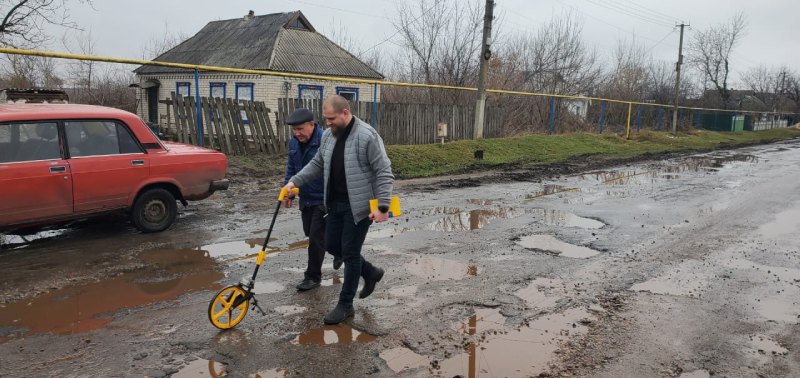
[208, 285, 250, 330]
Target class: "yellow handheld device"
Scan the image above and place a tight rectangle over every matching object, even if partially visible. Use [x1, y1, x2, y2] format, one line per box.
[369, 195, 402, 218]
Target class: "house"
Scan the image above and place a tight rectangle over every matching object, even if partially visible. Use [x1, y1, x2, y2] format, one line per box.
[133, 11, 383, 126]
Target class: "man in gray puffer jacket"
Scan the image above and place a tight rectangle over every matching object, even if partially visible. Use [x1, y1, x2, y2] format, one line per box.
[282, 95, 394, 324]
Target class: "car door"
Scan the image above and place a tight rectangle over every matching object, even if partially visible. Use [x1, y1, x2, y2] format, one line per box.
[64, 120, 150, 213]
[0, 122, 73, 226]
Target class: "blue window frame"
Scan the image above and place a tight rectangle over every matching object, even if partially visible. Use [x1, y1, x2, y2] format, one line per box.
[176, 82, 191, 97]
[235, 82, 254, 101]
[210, 82, 226, 98]
[298, 84, 323, 100]
[336, 86, 359, 102]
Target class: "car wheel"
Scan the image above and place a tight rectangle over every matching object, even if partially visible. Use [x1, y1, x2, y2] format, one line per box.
[131, 188, 177, 233]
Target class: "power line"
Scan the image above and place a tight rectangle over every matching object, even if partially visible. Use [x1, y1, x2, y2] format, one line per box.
[601, 0, 677, 24]
[285, 0, 389, 20]
[553, 0, 665, 43]
[616, 0, 681, 23]
[643, 29, 675, 56]
[584, 0, 673, 28]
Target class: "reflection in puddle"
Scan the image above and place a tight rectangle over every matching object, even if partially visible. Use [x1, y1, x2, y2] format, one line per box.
[0, 249, 223, 339]
[434, 307, 592, 377]
[531, 209, 605, 229]
[251, 368, 288, 378]
[291, 324, 376, 345]
[406, 255, 472, 281]
[321, 274, 342, 287]
[380, 347, 430, 373]
[273, 305, 306, 316]
[515, 278, 563, 309]
[426, 207, 524, 231]
[465, 199, 494, 205]
[173, 358, 227, 378]
[756, 298, 799, 323]
[201, 240, 260, 258]
[527, 184, 580, 199]
[516, 235, 600, 258]
[226, 240, 310, 262]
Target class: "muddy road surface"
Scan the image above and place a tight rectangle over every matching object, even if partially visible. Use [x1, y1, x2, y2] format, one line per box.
[2, 140, 800, 377]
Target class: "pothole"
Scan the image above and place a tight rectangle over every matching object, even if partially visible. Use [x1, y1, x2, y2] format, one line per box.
[173, 358, 226, 377]
[516, 235, 600, 258]
[514, 278, 564, 310]
[424, 207, 525, 231]
[406, 255, 475, 281]
[291, 324, 376, 345]
[0, 248, 223, 339]
[531, 209, 605, 229]
[431, 307, 593, 377]
[526, 185, 581, 200]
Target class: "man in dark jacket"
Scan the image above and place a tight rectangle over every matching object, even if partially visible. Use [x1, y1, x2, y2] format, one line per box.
[283, 108, 342, 291]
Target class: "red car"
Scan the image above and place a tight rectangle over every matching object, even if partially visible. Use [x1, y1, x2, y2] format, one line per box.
[0, 104, 229, 233]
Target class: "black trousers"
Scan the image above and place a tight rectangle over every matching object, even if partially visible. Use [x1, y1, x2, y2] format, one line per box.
[325, 200, 375, 306]
[301, 204, 328, 282]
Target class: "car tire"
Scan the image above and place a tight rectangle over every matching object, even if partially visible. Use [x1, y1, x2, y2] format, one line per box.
[131, 188, 177, 233]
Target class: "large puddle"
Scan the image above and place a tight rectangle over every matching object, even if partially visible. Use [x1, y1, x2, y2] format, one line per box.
[516, 235, 601, 258]
[758, 206, 800, 237]
[0, 248, 223, 340]
[382, 307, 592, 376]
[531, 209, 605, 229]
[291, 324, 376, 345]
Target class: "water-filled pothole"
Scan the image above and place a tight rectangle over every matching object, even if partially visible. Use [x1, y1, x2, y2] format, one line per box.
[406, 255, 475, 281]
[0, 248, 223, 340]
[173, 358, 226, 377]
[531, 209, 605, 229]
[425, 207, 525, 231]
[516, 235, 600, 258]
[291, 324, 376, 345]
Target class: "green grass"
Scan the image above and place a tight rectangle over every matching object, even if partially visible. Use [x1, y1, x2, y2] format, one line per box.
[386, 129, 800, 179]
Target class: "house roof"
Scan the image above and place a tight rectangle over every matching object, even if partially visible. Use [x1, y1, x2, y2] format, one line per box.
[134, 11, 383, 80]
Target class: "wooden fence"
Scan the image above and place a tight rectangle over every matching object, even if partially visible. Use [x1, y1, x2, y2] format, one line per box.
[166, 94, 506, 155]
[276, 98, 505, 145]
[169, 92, 289, 155]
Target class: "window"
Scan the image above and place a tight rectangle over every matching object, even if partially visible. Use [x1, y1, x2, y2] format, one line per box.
[235, 83, 255, 124]
[65, 121, 142, 157]
[235, 83, 254, 101]
[298, 84, 323, 100]
[210, 82, 226, 98]
[0, 122, 61, 163]
[176, 82, 191, 97]
[336, 87, 359, 102]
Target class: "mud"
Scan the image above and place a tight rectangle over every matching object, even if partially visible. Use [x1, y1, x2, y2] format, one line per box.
[2, 139, 800, 377]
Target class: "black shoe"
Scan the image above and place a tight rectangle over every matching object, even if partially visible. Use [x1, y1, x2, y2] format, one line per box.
[296, 278, 320, 291]
[323, 303, 354, 324]
[358, 267, 384, 299]
[333, 257, 343, 270]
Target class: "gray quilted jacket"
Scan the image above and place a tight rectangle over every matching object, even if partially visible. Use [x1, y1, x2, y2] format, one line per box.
[289, 117, 394, 223]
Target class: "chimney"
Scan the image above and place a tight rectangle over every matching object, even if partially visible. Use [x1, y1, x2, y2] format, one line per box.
[244, 10, 255, 21]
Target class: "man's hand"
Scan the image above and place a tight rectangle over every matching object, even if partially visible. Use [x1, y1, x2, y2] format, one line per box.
[281, 182, 297, 208]
[369, 209, 389, 223]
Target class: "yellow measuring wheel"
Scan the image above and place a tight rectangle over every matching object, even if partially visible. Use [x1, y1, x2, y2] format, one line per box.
[208, 187, 298, 330]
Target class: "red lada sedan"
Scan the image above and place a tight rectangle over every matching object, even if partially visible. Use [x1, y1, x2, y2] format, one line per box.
[0, 104, 229, 233]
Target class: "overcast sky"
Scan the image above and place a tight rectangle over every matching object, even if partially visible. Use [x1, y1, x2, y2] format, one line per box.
[46, 0, 799, 87]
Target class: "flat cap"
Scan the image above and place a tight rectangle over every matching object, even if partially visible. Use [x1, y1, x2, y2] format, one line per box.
[286, 108, 314, 126]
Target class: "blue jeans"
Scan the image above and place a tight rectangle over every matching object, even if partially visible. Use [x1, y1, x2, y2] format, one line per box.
[326, 200, 375, 306]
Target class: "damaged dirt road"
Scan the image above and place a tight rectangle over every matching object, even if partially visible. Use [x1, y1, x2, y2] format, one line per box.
[1, 140, 800, 377]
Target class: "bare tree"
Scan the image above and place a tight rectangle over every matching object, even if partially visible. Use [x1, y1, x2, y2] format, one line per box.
[688, 12, 747, 109]
[391, 0, 483, 104]
[140, 21, 187, 60]
[603, 37, 650, 101]
[0, 53, 61, 87]
[0, 0, 91, 48]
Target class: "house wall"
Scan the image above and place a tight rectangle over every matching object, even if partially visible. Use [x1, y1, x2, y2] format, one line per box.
[136, 73, 380, 128]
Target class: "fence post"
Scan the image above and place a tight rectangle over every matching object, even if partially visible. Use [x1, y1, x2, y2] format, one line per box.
[194, 68, 203, 147]
[625, 102, 632, 139]
[548, 97, 556, 135]
[372, 83, 378, 128]
[635, 106, 643, 132]
[599, 101, 607, 133]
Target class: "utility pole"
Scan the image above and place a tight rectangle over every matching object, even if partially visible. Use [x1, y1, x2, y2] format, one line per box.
[671, 23, 688, 135]
[473, 0, 494, 140]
